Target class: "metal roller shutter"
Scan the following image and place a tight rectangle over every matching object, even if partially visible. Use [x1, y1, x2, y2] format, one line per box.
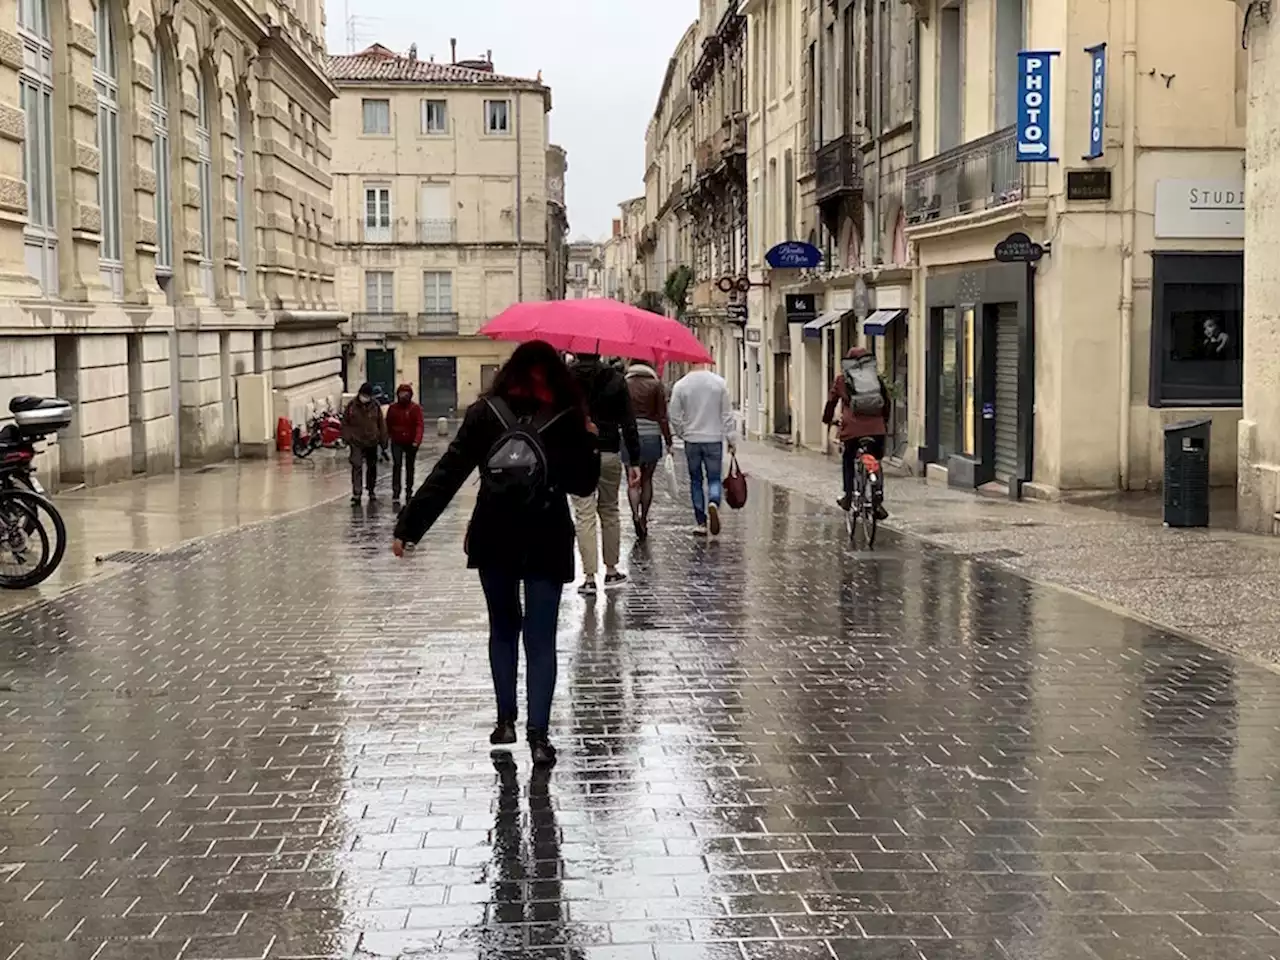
[994, 305, 1020, 482]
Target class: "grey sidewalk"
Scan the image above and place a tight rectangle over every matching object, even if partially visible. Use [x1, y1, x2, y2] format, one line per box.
[738, 439, 1280, 669]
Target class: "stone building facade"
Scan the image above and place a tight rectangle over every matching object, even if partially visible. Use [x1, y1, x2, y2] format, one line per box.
[327, 44, 553, 416]
[2, 0, 344, 488]
[546, 144, 568, 301]
[687, 0, 748, 411]
[566, 239, 604, 299]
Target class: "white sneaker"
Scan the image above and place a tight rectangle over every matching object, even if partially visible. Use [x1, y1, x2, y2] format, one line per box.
[693, 524, 708, 536]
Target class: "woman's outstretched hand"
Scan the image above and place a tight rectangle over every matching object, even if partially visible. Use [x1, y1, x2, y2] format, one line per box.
[392, 538, 406, 558]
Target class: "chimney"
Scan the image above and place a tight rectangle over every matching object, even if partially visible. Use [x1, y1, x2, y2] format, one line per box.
[450, 38, 456, 64]
[486, 49, 492, 64]
[407, 43, 417, 62]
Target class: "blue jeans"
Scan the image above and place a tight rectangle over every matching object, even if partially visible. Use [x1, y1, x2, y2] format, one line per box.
[684, 441, 723, 525]
[478, 570, 563, 732]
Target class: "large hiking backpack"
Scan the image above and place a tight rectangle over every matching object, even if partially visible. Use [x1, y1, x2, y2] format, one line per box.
[481, 397, 569, 507]
[841, 355, 886, 417]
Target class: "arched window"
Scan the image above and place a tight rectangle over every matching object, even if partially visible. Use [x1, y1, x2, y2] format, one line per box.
[152, 42, 173, 281]
[94, 0, 123, 297]
[231, 97, 247, 298]
[195, 67, 214, 298]
[18, 0, 57, 294]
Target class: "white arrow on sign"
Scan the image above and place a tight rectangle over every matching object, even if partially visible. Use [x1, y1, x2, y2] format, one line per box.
[1018, 142, 1048, 155]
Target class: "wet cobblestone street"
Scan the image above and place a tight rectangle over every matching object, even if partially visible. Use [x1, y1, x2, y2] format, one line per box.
[4, 466, 1280, 960]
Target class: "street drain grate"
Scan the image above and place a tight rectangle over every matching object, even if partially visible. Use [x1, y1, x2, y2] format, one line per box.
[96, 547, 202, 565]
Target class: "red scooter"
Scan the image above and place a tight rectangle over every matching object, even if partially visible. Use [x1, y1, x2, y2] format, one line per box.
[291, 408, 345, 458]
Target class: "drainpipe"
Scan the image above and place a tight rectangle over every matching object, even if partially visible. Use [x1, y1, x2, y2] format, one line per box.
[1118, 0, 1137, 489]
[515, 92, 525, 301]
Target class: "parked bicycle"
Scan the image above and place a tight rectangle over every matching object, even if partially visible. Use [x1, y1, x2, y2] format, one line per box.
[843, 437, 883, 549]
[0, 396, 72, 588]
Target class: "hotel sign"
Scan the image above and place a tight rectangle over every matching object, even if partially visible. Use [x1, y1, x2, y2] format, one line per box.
[1154, 178, 1245, 239]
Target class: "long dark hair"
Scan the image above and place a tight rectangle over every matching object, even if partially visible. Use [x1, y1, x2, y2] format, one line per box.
[488, 340, 583, 413]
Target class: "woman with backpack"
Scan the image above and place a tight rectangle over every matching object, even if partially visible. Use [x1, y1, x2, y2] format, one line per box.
[392, 341, 601, 767]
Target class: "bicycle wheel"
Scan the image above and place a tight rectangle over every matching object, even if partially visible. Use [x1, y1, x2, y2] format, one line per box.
[859, 473, 877, 548]
[7, 478, 66, 577]
[0, 489, 54, 589]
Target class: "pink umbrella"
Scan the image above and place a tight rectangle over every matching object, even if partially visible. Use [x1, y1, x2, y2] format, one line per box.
[478, 299, 713, 367]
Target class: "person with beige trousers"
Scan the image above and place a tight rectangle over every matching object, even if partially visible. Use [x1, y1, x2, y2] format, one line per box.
[569, 354, 641, 598]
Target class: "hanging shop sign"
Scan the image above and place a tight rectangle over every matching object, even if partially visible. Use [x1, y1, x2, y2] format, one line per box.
[784, 294, 818, 324]
[994, 231, 1045, 264]
[1016, 50, 1059, 163]
[765, 241, 823, 270]
[1084, 43, 1106, 159]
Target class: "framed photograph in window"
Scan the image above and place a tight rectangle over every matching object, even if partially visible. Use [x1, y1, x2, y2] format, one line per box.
[1149, 252, 1243, 407]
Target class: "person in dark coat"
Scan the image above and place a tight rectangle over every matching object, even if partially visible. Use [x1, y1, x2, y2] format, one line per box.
[343, 382, 388, 503]
[392, 341, 601, 767]
[569, 353, 641, 596]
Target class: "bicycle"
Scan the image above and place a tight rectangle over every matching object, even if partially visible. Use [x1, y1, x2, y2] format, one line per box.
[842, 438, 883, 549]
[0, 487, 59, 588]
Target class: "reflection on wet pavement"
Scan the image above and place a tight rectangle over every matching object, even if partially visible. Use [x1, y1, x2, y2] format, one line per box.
[3, 471, 1280, 959]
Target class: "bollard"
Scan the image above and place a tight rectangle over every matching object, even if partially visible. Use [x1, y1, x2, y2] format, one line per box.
[436, 417, 449, 436]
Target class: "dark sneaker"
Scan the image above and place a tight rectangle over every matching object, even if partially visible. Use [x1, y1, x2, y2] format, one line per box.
[577, 579, 598, 598]
[603, 571, 628, 589]
[350, 495, 362, 505]
[837, 493, 852, 511]
[707, 502, 721, 536]
[367, 492, 377, 502]
[874, 504, 889, 521]
[489, 721, 517, 746]
[529, 735, 557, 768]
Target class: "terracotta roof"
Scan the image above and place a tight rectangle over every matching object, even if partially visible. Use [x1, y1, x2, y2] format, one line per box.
[326, 44, 544, 89]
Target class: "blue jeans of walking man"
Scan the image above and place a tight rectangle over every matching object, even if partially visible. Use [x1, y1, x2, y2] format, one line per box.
[684, 441, 723, 527]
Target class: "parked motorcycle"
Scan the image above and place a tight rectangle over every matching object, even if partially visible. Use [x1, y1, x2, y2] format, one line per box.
[0, 396, 72, 588]
[291, 408, 345, 459]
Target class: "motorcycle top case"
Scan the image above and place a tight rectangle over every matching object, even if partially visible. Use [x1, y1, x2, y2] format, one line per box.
[9, 396, 73, 437]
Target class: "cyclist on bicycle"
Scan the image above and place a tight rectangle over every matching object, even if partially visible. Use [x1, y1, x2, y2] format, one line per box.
[822, 346, 890, 520]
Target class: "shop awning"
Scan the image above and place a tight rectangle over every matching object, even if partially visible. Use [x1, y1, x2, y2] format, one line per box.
[803, 310, 851, 339]
[863, 308, 906, 337]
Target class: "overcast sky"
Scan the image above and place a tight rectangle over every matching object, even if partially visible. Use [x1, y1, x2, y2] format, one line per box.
[326, 1, 695, 241]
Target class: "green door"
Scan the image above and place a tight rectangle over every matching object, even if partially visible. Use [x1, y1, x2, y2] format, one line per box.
[365, 349, 395, 399]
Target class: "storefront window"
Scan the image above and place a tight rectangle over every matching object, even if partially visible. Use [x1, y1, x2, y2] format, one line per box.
[1150, 253, 1243, 407]
[937, 307, 958, 460]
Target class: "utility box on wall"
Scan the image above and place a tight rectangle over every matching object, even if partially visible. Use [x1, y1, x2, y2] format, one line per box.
[235, 374, 273, 448]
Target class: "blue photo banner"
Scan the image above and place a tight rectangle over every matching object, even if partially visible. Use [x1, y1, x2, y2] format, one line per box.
[1016, 50, 1059, 163]
[1085, 43, 1106, 160]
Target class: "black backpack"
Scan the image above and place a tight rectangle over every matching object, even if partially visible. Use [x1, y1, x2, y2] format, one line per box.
[481, 397, 569, 506]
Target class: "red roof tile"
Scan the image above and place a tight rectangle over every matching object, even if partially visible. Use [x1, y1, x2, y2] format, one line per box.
[326, 44, 544, 89]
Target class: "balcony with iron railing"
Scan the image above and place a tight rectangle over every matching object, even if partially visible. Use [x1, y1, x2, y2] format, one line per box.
[417, 311, 460, 336]
[814, 134, 864, 204]
[351, 312, 411, 337]
[417, 219, 457, 244]
[904, 126, 1048, 227]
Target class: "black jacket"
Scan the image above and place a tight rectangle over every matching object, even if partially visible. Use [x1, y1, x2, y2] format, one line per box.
[572, 360, 641, 462]
[394, 396, 601, 583]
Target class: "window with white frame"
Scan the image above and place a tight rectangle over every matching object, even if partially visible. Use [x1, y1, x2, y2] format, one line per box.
[421, 99, 447, 134]
[363, 184, 391, 242]
[362, 98, 390, 135]
[151, 43, 172, 278]
[195, 68, 214, 298]
[365, 271, 394, 313]
[94, 0, 123, 297]
[422, 271, 453, 313]
[484, 99, 510, 135]
[232, 99, 247, 299]
[18, 0, 56, 295]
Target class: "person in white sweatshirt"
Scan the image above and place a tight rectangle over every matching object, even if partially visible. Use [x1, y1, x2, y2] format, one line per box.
[669, 364, 737, 536]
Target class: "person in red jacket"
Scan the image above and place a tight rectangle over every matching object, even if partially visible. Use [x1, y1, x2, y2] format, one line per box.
[385, 383, 425, 502]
